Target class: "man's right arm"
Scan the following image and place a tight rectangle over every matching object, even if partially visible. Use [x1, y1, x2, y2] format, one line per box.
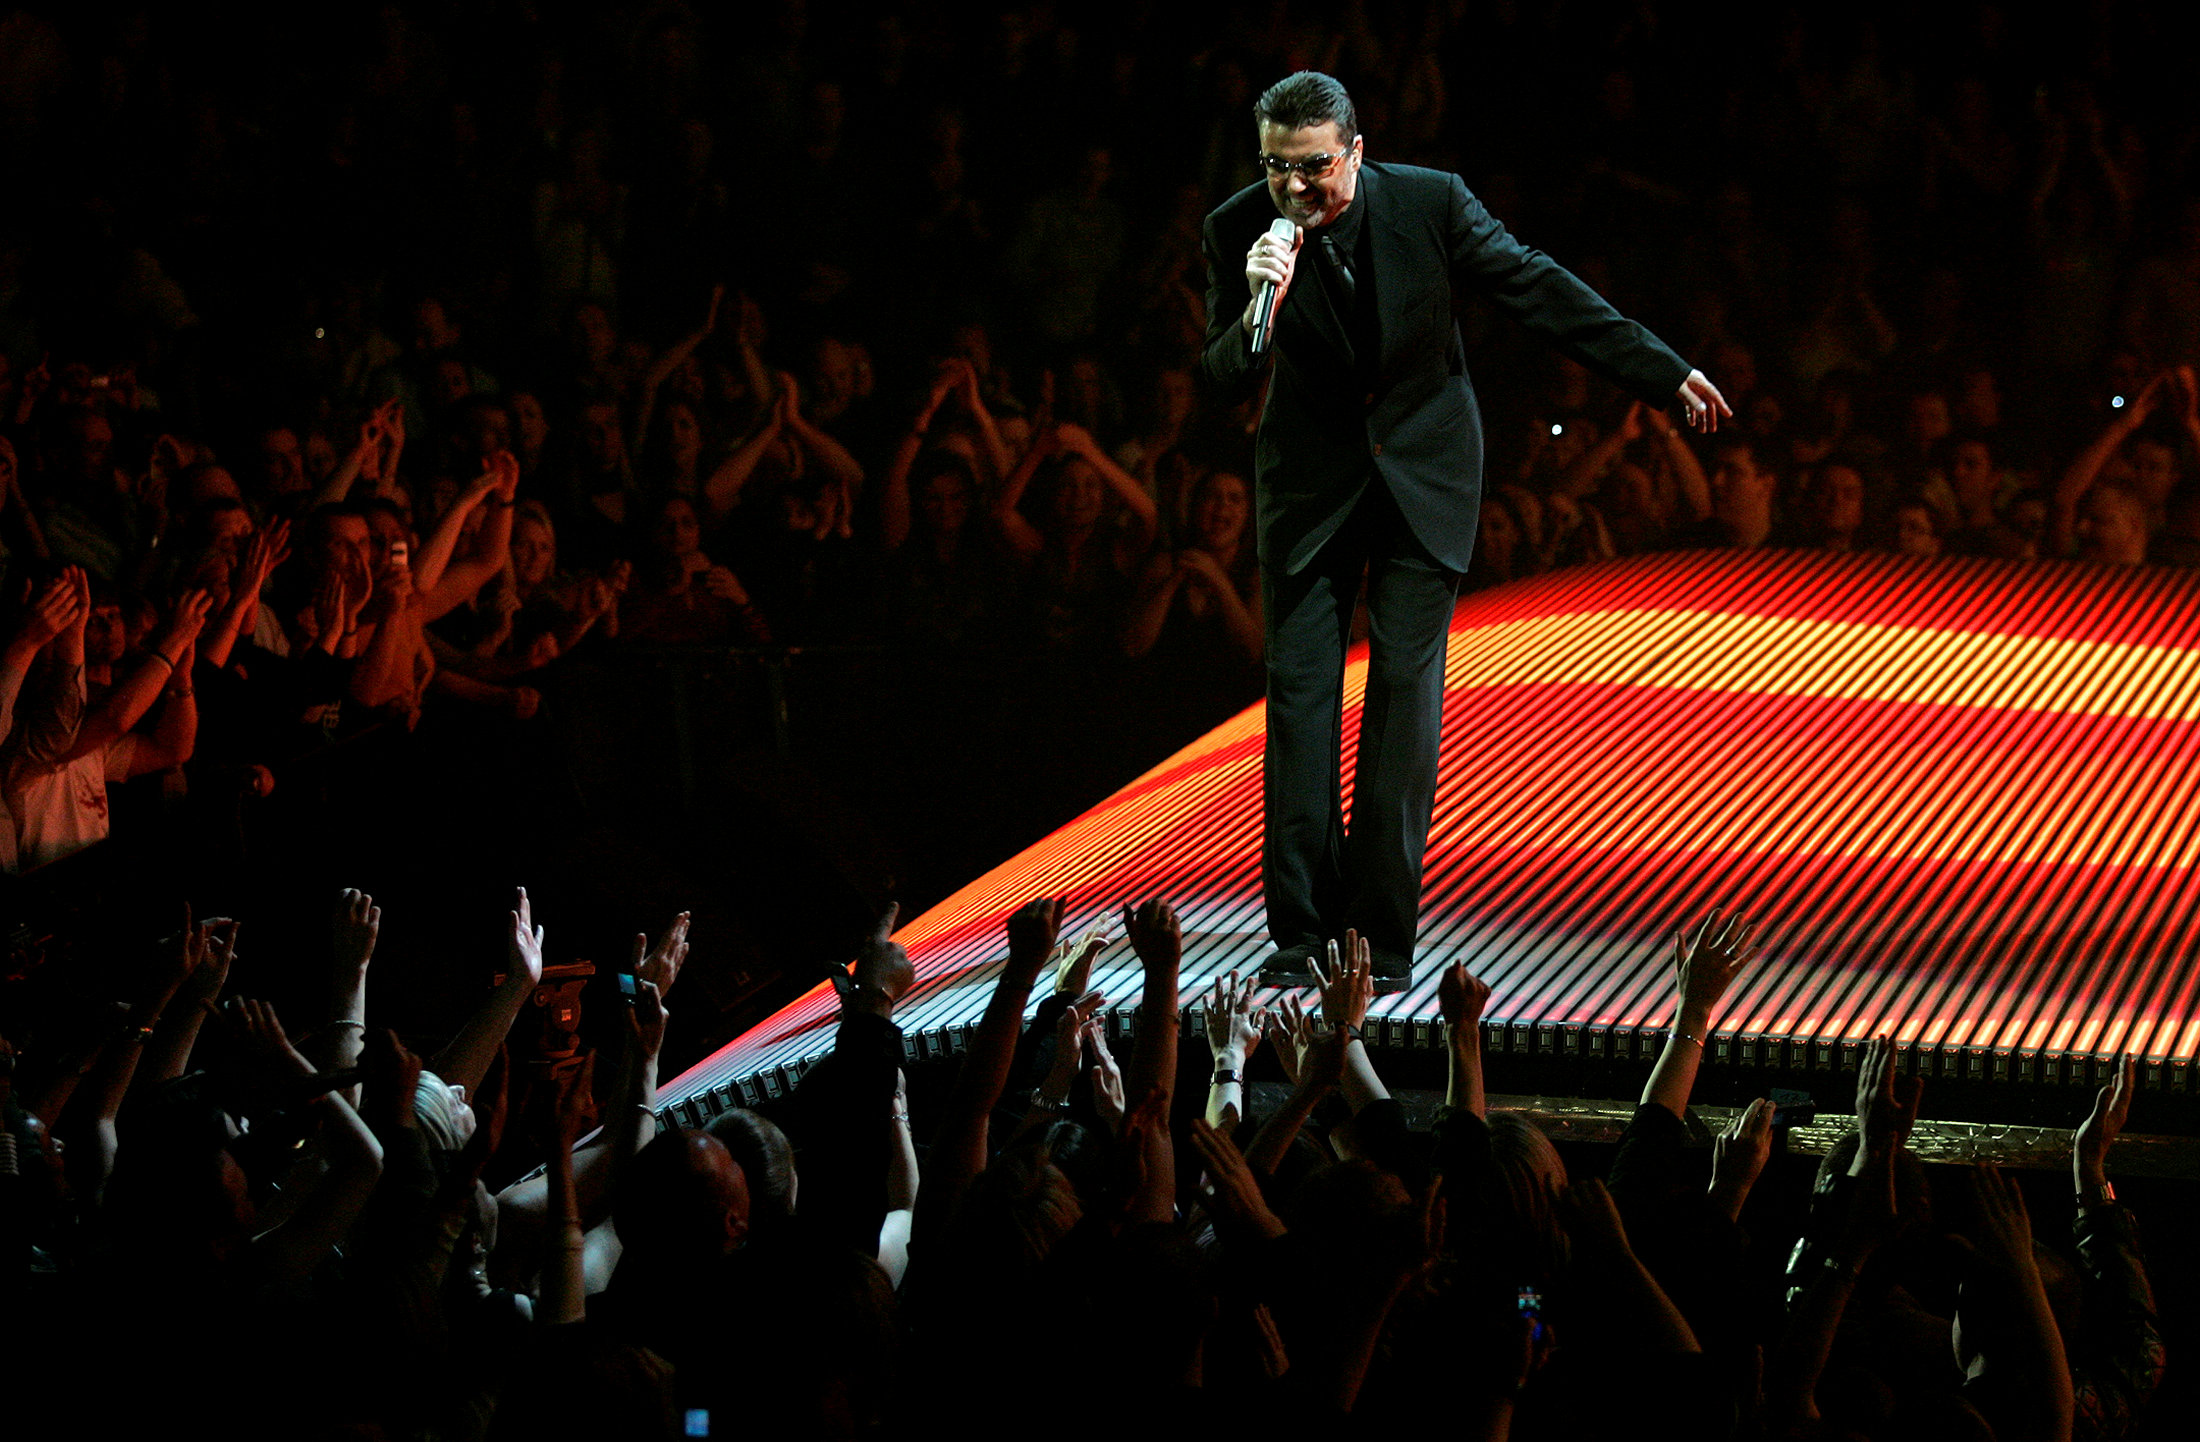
[1199, 211, 1264, 403]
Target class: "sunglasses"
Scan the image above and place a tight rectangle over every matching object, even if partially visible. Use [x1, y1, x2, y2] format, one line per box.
[1259, 148, 1353, 180]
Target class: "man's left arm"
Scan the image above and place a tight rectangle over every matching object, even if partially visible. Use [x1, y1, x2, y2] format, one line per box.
[1443, 175, 1726, 426]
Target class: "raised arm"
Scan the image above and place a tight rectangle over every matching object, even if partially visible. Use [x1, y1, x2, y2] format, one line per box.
[1056, 422, 1158, 547]
[237, 998, 386, 1286]
[917, 896, 1058, 1234]
[989, 428, 1055, 561]
[201, 519, 289, 669]
[1640, 908, 1759, 1120]
[1438, 963, 1491, 1117]
[0, 575, 83, 740]
[2054, 378, 2159, 554]
[702, 389, 789, 521]
[1200, 970, 1262, 1131]
[880, 365, 967, 553]
[62, 590, 211, 765]
[420, 452, 518, 620]
[1316, 933, 1387, 1111]
[628, 285, 722, 462]
[1121, 899, 1183, 1111]
[430, 888, 546, 1094]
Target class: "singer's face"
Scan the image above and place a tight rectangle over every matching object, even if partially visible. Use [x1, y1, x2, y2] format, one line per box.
[1260, 120, 1362, 230]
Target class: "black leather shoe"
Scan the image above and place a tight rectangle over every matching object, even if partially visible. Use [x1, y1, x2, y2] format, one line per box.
[1257, 944, 1321, 987]
[1368, 947, 1415, 995]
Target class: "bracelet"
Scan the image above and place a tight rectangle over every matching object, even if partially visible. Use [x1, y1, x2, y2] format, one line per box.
[325, 1020, 367, 1033]
[890, 1112, 912, 1125]
[2078, 1180, 2117, 1208]
[1212, 1068, 1241, 1086]
[149, 650, 178, 672]
[1674, 1029, 1706, 1049]
[1342, 1024, 1365, 1043]
[634, 1103, 658, 1117]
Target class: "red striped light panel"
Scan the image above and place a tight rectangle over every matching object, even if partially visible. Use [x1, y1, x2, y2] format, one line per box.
[663, 549, 2200, 1117]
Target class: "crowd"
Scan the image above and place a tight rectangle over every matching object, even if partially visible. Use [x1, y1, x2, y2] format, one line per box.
[0, 887, 2166, 1440]
[0, 1, 2194, 1436]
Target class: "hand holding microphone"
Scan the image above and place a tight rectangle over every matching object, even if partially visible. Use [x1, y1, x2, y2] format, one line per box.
[1243, 218, 1303, 355]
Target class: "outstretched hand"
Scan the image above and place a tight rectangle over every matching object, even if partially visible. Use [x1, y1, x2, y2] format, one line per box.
[2075, 1055, 2133, 1185]
[508, 887, 545, 987]
[1204, 970, 1264, 1059]
[1313, 931, 1372, 1031]
[1676, 369, 1732, 433]
[1854, 1033, 1921, 1161]
[1673, 908, 1759, 1025]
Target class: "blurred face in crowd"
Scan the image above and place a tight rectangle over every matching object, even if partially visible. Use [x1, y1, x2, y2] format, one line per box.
[1050, 459, 1105, 531]
[575, 303, 616, 368]
[2127, 437, 2180, 507]
[654, 498, 704, 560]
[579, 401, 625, 473]
[1711, 442, 1776, 525]
[429, 357, 472, 408]
[1909, 392, 1952, 451]
[1815, 464, 1864, 538]
[1259, 118, 1361, 230]
[511, 512, 556, 590]
[2078, 487, 2147, 565]
[1950, 440, 1995, 508]
[917, 468, 972, 541]
[1191, 471, 1249, 553]
[86, 599, 127, 666]
[258, 429, 307, 498]
[67, 411, 116, 488]
[366, 508, 412, 574]
[1892, 504, 1941, 558]
[509, 392, 548, 456]
[1478, 497, 1520, 577]
[665, 401, 702, 474]
[316, 513, 373, 579]
[413, 297, 460, 354]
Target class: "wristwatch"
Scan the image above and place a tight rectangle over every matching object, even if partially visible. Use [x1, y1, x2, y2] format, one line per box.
[2077, 1179, 2117, 1209]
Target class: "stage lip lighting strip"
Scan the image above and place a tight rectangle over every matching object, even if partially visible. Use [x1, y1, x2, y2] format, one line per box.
[663, 549, 2200, 1120]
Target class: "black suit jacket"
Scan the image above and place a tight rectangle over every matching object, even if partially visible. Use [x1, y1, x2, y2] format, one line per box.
[1201, 161, 1692, 575]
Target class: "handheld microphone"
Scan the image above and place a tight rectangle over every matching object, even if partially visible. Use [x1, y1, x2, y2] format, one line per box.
[1249, 218, 1300, 357]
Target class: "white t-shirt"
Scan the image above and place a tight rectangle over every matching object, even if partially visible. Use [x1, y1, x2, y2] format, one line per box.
[11, 733, 136, 872]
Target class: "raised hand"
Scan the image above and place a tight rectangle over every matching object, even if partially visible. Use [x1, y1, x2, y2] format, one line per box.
[227, 996, 312, 1078]
[1263, 992, 1314, 1085]
[509, 887, 545, 987]
[1038, 990, 1105, 1102]
[1437, 962, 1491, 1029]
[1313, 931, 1372, 1031]
[1296, 1024, 1350, 1091]
[332, 888, 380, 977]
[1052, 914, 1111, 998]
[1673, 908, 1759, 1029]
[1854, 1033, 1921, 1160]
[150, 588, 215, 663]
[1709, 1097, 1776, 1222]
[15, 573, 84, 649]
[1120, 898, 1181, 975]
[637, 910, 692, 1000]
[1083, 1018, 1125, 1131]
[1006, 896, 1064, 978]
[2074, 1055, 2133, 1192]
[1204, 970, 1264, 1059]
[850, 902, 913, 1009]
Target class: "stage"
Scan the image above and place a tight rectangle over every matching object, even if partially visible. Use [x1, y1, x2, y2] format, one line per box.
[661, 549, 2200, 1131]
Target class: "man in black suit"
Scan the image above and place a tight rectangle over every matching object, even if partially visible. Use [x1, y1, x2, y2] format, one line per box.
[1201, 72, 1728, 990]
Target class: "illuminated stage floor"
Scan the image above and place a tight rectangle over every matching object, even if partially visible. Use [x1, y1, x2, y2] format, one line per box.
[662, 549, 2200, 1122]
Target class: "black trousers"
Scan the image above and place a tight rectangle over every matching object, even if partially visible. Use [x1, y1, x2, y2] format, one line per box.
[1261, 480, 1465, 964]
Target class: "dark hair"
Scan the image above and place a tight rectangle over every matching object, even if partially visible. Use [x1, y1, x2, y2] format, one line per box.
[1254, 71, 1358, 143]
[705, 1108, 798, 1223]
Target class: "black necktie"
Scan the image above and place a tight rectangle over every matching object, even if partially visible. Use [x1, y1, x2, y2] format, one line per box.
[1323, 234, 1356, 306]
